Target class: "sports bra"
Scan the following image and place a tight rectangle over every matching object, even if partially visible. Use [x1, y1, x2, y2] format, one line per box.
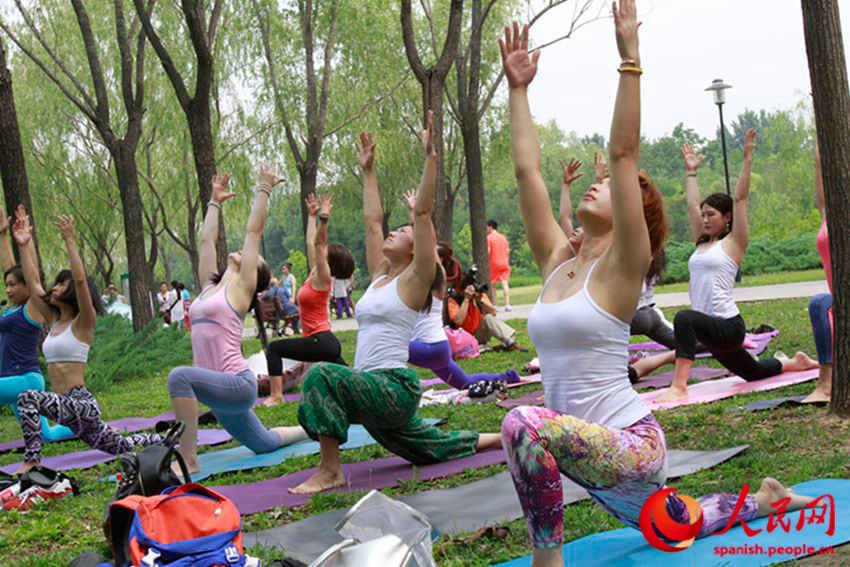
[42, 323, 90, 364]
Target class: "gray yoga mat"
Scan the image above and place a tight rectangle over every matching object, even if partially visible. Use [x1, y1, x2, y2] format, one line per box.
[728, 395, 827, 413]
[244, 445, 749, 563]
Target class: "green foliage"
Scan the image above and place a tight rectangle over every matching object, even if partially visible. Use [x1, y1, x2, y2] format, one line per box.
[285, 249, 308, 285]
[85, 315, 193, 392]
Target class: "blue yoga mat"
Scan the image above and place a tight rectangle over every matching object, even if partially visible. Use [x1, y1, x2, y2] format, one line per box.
[492, 479, 849, 567]
[191, 419, 440, 482]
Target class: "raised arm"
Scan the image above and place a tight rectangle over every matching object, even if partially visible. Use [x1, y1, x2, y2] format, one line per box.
[12, 207, 52, 322]
[402, 189, 417, 224]
[56, 215, 97, 335]
[0, 214, 15, 273]
[399, 111, 438, 309]
[681, 143, 704, 242]
[304, 194, 320, 272]
[500, 22, 570, 279]
[814, 138, 825, 221]
[312, 194, 334, 290]
[358, 133, 389, 280]
[726, 128, 755, 260]
[558, 158, 583, 236]
[604, 0, 649, 280]
[232, 163, 282, 313]
[198, 174, 235, 287]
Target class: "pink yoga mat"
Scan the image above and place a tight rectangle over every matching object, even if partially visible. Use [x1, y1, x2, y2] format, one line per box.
[639, 368, 819, 410]
[633, 366, 730, 390]
[629, 330, 779, 358]
[0, 428, 232, 474]
[215, 448, 507, 515]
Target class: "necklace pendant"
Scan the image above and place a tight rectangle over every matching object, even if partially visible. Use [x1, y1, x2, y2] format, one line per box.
[567, 270, 575, 278]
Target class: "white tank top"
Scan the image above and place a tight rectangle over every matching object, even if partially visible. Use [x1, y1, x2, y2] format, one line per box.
[43, 323, 90, 364]
[527, 260, 649, 429]
[354, 275, 420, 372]
[688, 241, 740, 319]
[411, 297, 447, 344]
[637, 276, 656, 310]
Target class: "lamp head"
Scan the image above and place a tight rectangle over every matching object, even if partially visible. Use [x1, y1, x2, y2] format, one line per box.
[705, 78, 732, 105]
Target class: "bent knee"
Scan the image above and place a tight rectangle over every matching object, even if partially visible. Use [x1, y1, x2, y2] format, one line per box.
[501, 406, 550, 445]
[167, 366, 195, 398]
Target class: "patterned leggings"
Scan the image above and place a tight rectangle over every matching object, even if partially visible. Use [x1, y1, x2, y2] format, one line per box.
[501, 406, 758, 548]
[17, 386, 162, 463]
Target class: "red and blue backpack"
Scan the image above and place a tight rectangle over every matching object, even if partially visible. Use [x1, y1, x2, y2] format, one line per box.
[107, 483, 255, 567]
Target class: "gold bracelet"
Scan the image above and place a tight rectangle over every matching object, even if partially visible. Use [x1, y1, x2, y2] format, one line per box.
[257, 187, 272, 197]
[207, 200, 221, 210]
[618, 66, 643, 75]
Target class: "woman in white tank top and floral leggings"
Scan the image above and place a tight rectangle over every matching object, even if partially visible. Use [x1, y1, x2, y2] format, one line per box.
[657, 129, 817, 402]
[290, 113, 502, 494]
[498, 6, 822, 566]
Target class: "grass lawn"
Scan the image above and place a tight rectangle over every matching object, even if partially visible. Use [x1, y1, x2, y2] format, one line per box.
[1, 297, 848, 566]
[505, 268, 827, 307]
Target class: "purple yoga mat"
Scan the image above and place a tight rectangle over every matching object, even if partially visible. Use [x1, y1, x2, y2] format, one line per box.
[0, 428, 232, 474]
[633, 366, 730, 390]
[215, 448, 507, 515]
[497, 390, 545, 409]
[628, 330, 779, 358]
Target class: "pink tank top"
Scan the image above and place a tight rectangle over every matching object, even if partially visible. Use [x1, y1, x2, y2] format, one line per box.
[189, 283, 249, 374]
[816, 221, 832, 294]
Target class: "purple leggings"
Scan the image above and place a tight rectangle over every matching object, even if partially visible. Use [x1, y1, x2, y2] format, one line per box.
[407, 340, 518, 390]
[501, 406, 759, 548]
[334, 297, 352, 319]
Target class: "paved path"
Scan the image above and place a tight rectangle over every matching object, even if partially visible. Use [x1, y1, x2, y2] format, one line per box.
[323, 280, 828, 333]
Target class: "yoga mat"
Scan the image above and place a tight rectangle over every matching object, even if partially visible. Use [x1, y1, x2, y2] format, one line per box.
[497, 390, 545, 409]
[0, 428, 232, 474]
[191, 419, 439, 482]
[493, 478, 850, 567]
[217, 448, 507, 515]
[640, 368, 819, 410]
[728, 395, 828, 413]
[633, 366, 730, 390]
[629, 330, 779, 359]
[244, 446, 750, 562]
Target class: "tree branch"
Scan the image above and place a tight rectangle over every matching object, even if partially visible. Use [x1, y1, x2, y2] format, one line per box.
[70, 0, 112, 126]
[400, 0, 427, 81]
[132, 0, 191, 108]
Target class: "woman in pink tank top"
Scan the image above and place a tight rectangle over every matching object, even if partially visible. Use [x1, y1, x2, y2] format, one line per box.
[805, 140, 833, 403]
[167, 164, 307, 475]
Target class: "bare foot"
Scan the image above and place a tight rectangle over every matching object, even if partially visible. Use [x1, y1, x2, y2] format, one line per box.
[792, 351, 819, 370]
[801, 388, 830, 404]
[262, 396, 284, 407]
[288, 468, 345, 494]
[655, 385, 688, 403]
[13, 462, 37, 476]
[755, 477, 824, 517]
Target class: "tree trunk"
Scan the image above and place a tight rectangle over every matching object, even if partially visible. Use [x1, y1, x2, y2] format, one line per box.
[113, 143, 154, 330]
[298, 163, 318, 268]
[801, 0, 850, 416]
[423, 78, 451, 244]
[187, 107, 225, 272]
[462, 119, 490, 283]
[0, 38, 39, 263]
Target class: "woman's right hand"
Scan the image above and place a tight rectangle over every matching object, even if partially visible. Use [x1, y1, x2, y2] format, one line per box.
[613, 0, 640, 65]
[12, 206, 31, 246]
[211, 173, 235, 203]
[560, 158, 583, 185]
[356, 132, 377, 171]
[317, 193, 334, 217]
[681, 144, 702, 173]
[593, 151, 608, 181]
[0, 214, 10, 234]
[305, 194, 320, 217]
[402, 189, 417, 214]
[257, 163, 284, 190]
[499, 21, 540, 90]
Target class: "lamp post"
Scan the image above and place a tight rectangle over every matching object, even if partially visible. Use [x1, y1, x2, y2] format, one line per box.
[705, 79, 733, 195]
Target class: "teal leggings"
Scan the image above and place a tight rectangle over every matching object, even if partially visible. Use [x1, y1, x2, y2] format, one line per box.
[1, 372, 74, 441]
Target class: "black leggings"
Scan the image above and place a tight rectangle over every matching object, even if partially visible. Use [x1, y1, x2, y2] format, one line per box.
[673, 311, 781, 381]
[265, 330, 347, 375]
[632, 305, 706, 352]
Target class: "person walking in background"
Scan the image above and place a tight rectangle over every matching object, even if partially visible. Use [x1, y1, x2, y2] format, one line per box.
[332, 275, 353, 319]
[486, 220, 512, 311]
[281, 263, 297, 305]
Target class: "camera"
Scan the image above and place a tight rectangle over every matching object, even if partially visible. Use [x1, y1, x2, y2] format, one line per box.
[467, 264, 489, 294]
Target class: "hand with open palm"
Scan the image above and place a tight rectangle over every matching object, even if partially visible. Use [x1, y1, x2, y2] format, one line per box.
[499, 22, 540, 90]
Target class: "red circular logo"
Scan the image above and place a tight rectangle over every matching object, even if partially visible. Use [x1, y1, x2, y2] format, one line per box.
[639, 488, 704, 552]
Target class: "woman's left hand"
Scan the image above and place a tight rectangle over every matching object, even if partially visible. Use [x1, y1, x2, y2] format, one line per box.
[421, 110, 436, 157]
[613, 0, 641, 65]
[56, 214, 75, 240]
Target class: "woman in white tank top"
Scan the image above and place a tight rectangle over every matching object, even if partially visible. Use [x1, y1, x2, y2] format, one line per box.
[498, 8, 821, 566]
[290, 113, 502, 495]
[657, 133, 816, 402]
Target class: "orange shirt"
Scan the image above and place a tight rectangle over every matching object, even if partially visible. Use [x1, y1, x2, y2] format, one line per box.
[447, 293, 493, 334]
[297, 275, 331, 336]
[487, 232, 510, 270]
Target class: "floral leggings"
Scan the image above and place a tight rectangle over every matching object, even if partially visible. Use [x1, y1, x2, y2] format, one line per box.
[501, 406, 759, 548]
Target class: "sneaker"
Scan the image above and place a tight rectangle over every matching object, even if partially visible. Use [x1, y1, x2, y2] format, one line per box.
[0, 479, 23, 508]
[5, 477, 74, 511]
[505, 341, 528, 353]
[505, 305, 512, 312]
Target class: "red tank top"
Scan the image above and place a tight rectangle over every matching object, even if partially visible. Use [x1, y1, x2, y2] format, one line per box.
[297, 275, 331, 336]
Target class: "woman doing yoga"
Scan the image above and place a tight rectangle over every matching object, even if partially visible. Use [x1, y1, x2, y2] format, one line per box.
[0, 213, 72, 442]
[167, 166, 307, 474]
[804, 140, 832, 403]
[400, 190, 521, 389]
[290, 113, 501, 494]
[657, 130, 816, 402]
[260, 192, 353, 406]
[498, 7, 821, 567]
[14, 210, 163, 474]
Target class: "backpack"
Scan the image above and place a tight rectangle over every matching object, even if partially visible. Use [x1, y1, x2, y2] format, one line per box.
[112, 420, 190, 503]
[107, 483, 255, 567]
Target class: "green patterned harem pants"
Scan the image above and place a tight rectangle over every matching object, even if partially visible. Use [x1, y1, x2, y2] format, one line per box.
[297, 362, 479, 465]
